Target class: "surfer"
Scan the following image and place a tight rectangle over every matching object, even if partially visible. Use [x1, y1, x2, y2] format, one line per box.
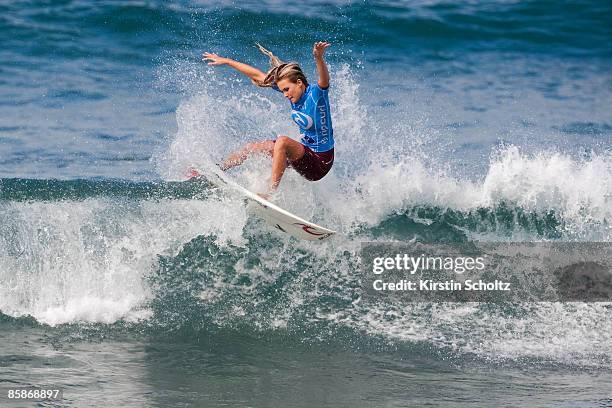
[202, 42, 334, 197]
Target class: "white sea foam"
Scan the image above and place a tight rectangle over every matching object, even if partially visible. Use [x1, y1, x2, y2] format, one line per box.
[340, 146, 612, 236]
[338, 301, 612, 367]
[0, 197, 247, 326]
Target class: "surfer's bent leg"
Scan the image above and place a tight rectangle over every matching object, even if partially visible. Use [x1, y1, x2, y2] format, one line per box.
[270, 136, 305, 191]
[220, 140, 275, 170]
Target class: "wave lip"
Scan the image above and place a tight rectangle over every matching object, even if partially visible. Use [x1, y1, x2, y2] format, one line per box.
[345, 146, 612, 241]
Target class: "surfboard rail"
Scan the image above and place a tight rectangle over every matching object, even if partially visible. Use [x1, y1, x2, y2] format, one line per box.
[194, 169, 336, 241]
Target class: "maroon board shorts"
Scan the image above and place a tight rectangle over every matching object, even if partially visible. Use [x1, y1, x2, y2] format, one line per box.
[273, 140, 334, 181]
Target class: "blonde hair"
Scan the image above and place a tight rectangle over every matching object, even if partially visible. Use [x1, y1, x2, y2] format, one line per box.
[254, 43, 308, 88]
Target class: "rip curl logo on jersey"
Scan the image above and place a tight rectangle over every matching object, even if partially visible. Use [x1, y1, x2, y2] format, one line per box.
[302, 135, 315, 145]
[291, 110, 313, 129]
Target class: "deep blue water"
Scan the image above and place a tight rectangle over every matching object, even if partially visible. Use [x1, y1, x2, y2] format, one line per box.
[1, 1, 611, 406]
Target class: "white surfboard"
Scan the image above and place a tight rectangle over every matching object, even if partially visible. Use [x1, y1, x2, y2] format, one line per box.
[193, 169, 335, 241]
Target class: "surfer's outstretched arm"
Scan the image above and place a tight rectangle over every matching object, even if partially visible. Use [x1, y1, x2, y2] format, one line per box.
[202, 52, 266, 84]
[313, 41, 331, 89]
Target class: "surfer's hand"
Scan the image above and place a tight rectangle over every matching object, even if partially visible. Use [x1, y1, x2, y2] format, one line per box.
[313, 42, 330, 59]
[202, 52, 228, 66]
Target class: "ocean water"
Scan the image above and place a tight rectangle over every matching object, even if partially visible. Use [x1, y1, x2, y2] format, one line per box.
[1, 1, 611, 407]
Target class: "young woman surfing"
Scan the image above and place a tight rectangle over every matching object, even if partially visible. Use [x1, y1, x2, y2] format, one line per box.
[202, 42, 334, 198]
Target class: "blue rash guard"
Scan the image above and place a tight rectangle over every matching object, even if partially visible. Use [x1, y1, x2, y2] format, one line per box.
[275, 84, 334, 153]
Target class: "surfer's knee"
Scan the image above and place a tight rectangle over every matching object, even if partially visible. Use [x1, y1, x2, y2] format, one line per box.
[274, 136, 290, 150]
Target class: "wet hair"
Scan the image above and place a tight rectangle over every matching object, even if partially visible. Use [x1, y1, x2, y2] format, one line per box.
[254, 43, 308, 88]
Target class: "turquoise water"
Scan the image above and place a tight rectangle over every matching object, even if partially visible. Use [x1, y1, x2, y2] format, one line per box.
[1, 1, 611, 406]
